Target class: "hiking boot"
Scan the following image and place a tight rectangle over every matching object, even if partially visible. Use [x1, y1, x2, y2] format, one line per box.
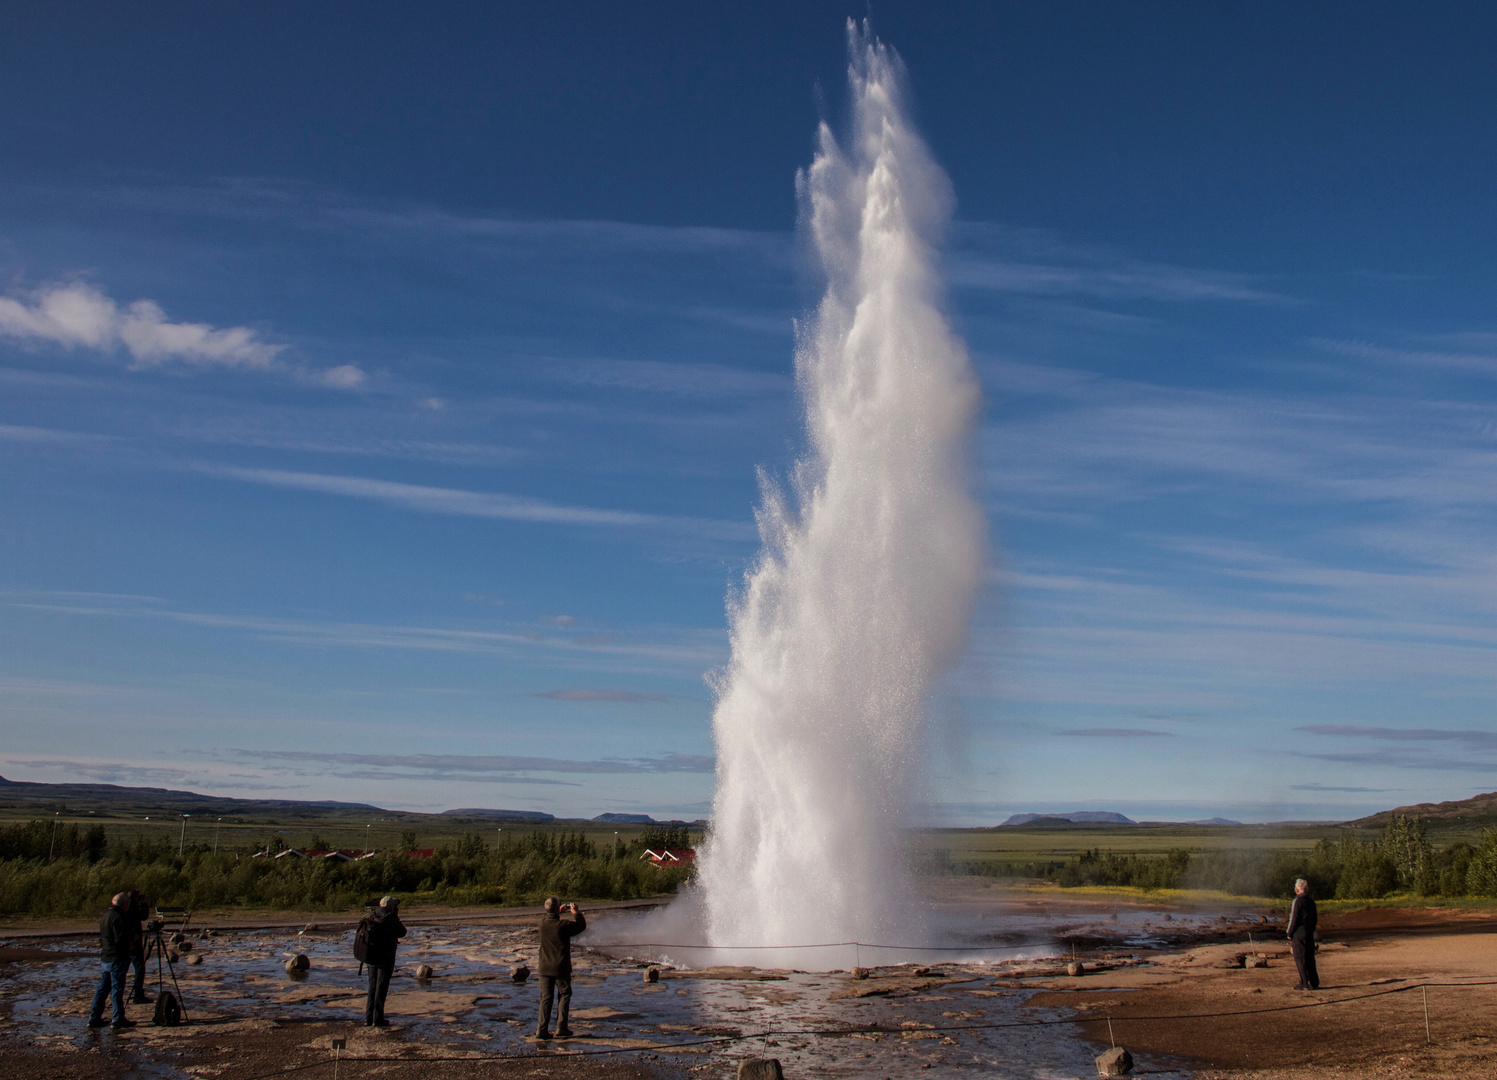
[87, 1018, 108, 1028]
[373, 1019, 390, 1028]
[111, 1019, 137, 1029]
[535, 1029, 552, 1040]
[555, 1028, 574, 1038]
[131, 995, 153, 1004]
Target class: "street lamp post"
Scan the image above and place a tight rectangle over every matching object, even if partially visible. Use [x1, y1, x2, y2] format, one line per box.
[179, 814, 190, 857]
[366, 823, 372, 856]
[214, 817, 222, 855]
[49, 811, 59, 860]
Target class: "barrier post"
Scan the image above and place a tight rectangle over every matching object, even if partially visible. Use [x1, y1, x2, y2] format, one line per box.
[1422, 985, 1431, 1044]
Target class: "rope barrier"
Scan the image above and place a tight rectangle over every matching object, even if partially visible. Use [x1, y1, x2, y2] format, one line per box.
[591, 939, 1059, 953]
[227, 977, 1497, 1080]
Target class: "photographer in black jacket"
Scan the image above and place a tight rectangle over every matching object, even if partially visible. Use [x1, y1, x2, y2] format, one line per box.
[87, 892, 134, 1029]
[126, 891, 153, 1004]
[1286, 877, 1319, 990]
[363, 896, 406, 1027]
[536, 896, 586, 1039]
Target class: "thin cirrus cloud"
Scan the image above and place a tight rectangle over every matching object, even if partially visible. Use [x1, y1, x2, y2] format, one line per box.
[1058, 728, 1175, 738]
[197, 464, 756, 540]
[0, 280, 363, 389]
[236, 749, 715, 775]
[1296, 725, 1497, 747]
[534, 688, 670, 703]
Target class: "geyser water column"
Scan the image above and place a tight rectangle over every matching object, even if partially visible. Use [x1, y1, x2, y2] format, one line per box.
[697, 25, 985, 959]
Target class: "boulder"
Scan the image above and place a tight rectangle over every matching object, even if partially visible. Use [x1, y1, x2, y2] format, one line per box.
[1066, 960, 1085, 977]
[1244, 955, 1267, 969]
[510, 964, 529, 983]
[911, 966, 931, 977]
[167, 951, 179, 963]
[849, 967, 869, 980]
[176, 940, 193, 953]
[737, 1059, 784, 1080]
[304, 923, 319, 932]
[643, 967, 660, 983]
[170, 932, 185, 946]
[187, 953, 203, 965]
[1096, 1045, 1133, 1076]
[415, 964, 434, 979]
[286, 953, 310, 971]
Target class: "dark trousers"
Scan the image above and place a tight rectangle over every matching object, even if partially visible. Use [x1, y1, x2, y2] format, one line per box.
[537, 974, 572, 1033]
[1290, 932, 1318, 989]
[365, 964, 393, 1024]
[130, 948, 147, 999]
[90, 959, 128, 1023]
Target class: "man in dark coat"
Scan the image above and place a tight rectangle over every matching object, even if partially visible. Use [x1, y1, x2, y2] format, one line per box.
[536, 896, 586, 1039]
[88, 892, 135, 1028]
[1286, 877, 1319, 990]
[126, 891, 152, 1004]
[363, 896, 407, 1027]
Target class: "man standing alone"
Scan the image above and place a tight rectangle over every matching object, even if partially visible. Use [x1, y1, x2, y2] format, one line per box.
[536, 897, 585, 1039]
[363, 896, 406, 1027]
[88, 892, 134, 1029]
[1286, 877, 1319, 990]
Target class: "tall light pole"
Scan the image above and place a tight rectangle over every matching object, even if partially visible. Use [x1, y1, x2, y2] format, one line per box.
[49, 811, 60, 860]
[214, 817, 222, 855]
[365, 823, 372, 856]
[179, 814, 190, 857]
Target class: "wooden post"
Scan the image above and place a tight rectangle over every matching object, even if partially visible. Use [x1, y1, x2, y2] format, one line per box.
[1423, 985, 1431, 1044]
[1108, 1016, 1116, 1047]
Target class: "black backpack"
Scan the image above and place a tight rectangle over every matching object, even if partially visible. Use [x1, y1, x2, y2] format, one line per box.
[353, 916, 373, 972]
[153, 991, 181, 1026]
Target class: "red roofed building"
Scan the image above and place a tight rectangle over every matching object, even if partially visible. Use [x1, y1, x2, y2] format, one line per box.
[641, 848, 696, 867]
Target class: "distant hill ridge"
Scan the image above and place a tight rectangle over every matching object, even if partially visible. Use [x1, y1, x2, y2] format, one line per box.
[440, 808, 556, 822]
[1349, 790, 1497, 828]
[1001, 811, 1136, 826]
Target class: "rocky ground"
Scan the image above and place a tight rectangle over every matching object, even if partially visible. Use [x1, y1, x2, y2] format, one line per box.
[3, 892, 1495, 1079]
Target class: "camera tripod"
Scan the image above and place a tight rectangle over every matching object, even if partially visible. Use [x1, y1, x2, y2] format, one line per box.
[143, 905, 190, 1023]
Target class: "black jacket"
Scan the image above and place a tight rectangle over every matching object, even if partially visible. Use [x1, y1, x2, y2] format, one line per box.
[364, 910, 407, 969]
[1287, 892, 1317, 939]
[537, 911, 586, 976]
[99, 906, 130, 962]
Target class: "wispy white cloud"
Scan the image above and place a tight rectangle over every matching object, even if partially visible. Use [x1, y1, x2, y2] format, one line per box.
[0, 280, 363, 388]
[534, 688, 670, 703]
[197, 464, 755, 540]
[0, 422, 118, 445]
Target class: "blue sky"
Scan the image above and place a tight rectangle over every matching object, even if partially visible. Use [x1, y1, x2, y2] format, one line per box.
[2, 3, 1495, 823]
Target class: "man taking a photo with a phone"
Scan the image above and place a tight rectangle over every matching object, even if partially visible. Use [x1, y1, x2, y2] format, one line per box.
[536, 896, 585, 1039]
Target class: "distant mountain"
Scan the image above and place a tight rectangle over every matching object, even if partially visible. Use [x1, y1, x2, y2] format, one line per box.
[0, 774, 384, 817]
[1348, 790, 1497, 829]
[1186, 817, 1243, 826]
[593, 813, 655, 824]
[1000, 811, 1136, 827]
[441, 808, 556, 822]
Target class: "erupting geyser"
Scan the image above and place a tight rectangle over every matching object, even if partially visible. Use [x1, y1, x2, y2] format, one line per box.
[696, 24, 985, 956]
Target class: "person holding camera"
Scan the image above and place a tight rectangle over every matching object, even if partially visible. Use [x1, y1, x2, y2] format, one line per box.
[126, 892, 153, 1004]
[87, 892, 135, 1029]
[362, 896, 406, 1027]
[536, 896, 586, 1039]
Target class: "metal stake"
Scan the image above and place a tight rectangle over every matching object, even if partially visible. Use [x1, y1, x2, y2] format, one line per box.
[1108, 1016, 1115, 1047]
[1423, 985, 1431, 1044]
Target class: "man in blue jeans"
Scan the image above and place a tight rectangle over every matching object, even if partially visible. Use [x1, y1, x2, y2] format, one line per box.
[88, 892, 135, 1029]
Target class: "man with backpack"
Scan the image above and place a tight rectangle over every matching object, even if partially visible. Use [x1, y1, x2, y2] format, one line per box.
[536, 897, 585, 1039]
[357, 896, 406, 1027]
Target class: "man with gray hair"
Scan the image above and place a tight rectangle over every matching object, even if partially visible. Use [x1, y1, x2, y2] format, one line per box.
[536, 896, 586, 1039]
[87, 892, 134, 1028]
[1286, 877, 1319, 990]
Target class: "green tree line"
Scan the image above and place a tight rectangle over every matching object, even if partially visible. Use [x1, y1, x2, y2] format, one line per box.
[955, 816, 1497, 899]
[0, 826, 695, 917]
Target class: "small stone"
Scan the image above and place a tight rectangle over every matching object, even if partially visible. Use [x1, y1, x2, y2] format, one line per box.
[644, 967, 660, 983]
[286, 953, 310, 971]
[304, 923, 319, 933]
[850, 967, 869, 980]
[912, 966, 931, 977]
[1096, 1045, 1134, 1076]
[1245, 955, 1267, 969]
[168, 951, 179, 963]
[176, 940, 192, 953]
[187, 953, 203, 965]
[415, 964, 434, 979]
[510, 964, 529, 983]
[1066, 960, 1084, 977]
[1162, 913, 1172, 921]
[170, 932, 185, 945]
[737, 1058, 784, 1080]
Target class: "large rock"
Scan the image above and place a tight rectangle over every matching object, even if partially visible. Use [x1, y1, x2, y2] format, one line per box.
[286, 953, 310, 972]
[1066, 960, 1084, 977]
[187, 953, 203, 965]
[737, 1059, 784, 1080]
[1244, 955, 1267, 969]
[849, 967, 869, 980]
[1096, 1045, 1133, 1076]
[643, 967, 660, 983]
[415, 964, 434, 979]
[176, 939, 193, 953]
[511, 964, 529, 983]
